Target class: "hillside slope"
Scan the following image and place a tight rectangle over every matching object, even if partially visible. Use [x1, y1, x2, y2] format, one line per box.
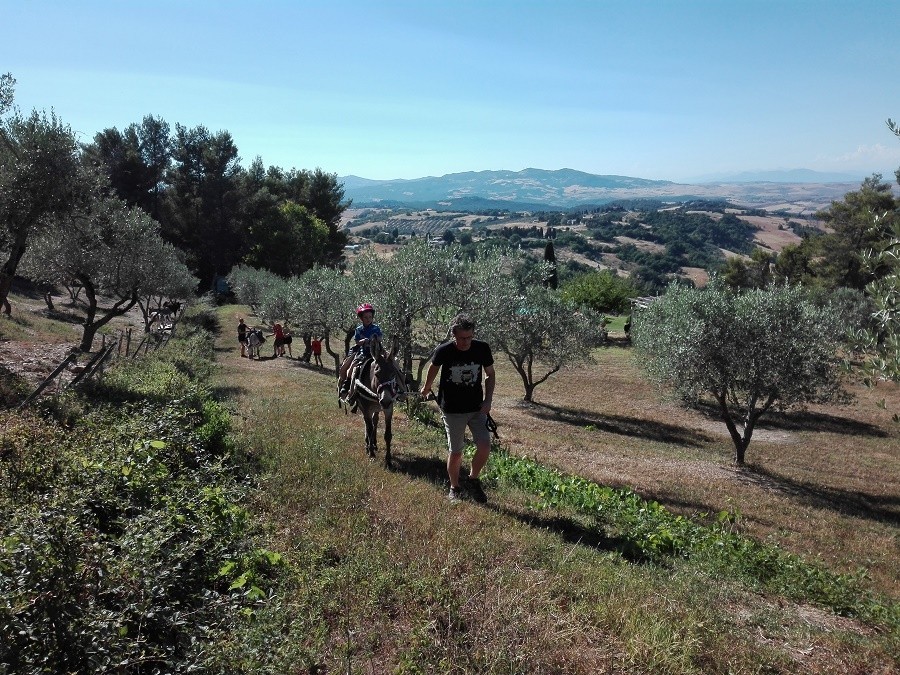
[341, 167, 862, 210]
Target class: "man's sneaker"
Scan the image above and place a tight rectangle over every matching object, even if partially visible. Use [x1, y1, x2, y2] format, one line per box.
[448, 486, 464, 504]
[467, 477, 487, 504]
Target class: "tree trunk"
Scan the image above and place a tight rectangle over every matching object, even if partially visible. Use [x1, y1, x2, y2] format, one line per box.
[79, 280, 138, 352]
[324, 336, 340, 376]
[344, 329, 354, 357]
[401, 315, 414, 377]
[80, 279, 99, 351]
[715, 392, 748, 466]
[416, 357, 429, 388]
[0, 223, 34, 315]
[523, 383, 535, 402]
[735, 441, 748, 466]
[509, 354, 534, 402]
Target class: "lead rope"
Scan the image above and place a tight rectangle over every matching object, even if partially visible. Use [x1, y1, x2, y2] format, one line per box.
[485, 413, 499, 440]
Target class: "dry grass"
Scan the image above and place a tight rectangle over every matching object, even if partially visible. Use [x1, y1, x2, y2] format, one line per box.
[492, 346, 900, 599]
[214, 304, 898, 672]
[5, 284, 898, 671]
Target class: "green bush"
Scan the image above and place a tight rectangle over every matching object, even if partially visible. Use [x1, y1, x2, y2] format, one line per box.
[0, 304, 272, 673]
[0, 365, 29, 409]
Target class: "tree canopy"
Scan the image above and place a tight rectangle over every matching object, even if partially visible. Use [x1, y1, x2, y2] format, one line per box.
[1, 106, 100, 314]
[631, 281, 847, 464]
[229, 241, 604, 402]
[21, 198, 194, 351]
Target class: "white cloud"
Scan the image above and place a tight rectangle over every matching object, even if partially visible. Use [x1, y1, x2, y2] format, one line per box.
[819, 143, 900, 170]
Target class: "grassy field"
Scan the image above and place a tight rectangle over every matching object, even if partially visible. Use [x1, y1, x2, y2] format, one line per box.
[212, 303, 898, 673]
[2, 293, 897, 673]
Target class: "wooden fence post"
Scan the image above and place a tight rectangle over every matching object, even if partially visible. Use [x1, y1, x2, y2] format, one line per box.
[17, 352, 79, 409]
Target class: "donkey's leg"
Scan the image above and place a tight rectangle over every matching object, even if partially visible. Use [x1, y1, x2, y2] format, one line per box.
[364, 411, 377, 459]
[383, 408, 393, 470]
[370, 410, 381, 460]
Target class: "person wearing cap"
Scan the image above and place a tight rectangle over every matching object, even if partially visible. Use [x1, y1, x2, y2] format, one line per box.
[338, 303, 383, 403]
[420, 312, 496, 504]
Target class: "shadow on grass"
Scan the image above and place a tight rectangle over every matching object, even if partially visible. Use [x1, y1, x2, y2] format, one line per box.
[211, 384, 250, 399]
[737, 465, 900, 526]
[525, 401, 714, 447]
[691, 400, 889, 438]
[485, 505, 654, 563]
[389, 454, 448, 486]
[43, 309, 85, 325]
[389, 452, 657, 564]
[10, 277, 47, 301]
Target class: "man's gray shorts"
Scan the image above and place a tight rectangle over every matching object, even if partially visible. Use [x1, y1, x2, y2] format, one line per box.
[442, 411, 490, 455]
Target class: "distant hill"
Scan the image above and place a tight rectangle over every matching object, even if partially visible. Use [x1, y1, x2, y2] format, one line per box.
[688, 168, 866, 184]
[340, 167, 861, 211]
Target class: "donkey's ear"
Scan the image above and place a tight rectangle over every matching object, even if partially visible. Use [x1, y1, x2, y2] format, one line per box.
[390, 336, 400, 358]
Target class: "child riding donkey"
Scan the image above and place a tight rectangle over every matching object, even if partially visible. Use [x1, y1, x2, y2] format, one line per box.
[338, 303, 382, 407]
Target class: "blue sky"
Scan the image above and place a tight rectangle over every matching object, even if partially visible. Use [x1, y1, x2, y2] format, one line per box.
[4, 0, 900, 182]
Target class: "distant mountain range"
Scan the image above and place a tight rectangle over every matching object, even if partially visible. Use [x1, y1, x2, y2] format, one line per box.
[340, 167, 864, 211]
[686, 168, 866, 183]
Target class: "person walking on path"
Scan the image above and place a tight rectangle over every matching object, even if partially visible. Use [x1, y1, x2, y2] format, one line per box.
[237, 318, 248, 358]
[311, 336, 323, 367]
[270, 322, 287, 357]
[420, 313, 496, 504]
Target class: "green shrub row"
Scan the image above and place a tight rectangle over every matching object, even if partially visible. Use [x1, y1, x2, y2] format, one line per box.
[483, 449, 900, 630]
[0, 306, 276, 674]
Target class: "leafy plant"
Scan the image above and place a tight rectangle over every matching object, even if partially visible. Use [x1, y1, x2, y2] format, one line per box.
[483, 449, 900, 629]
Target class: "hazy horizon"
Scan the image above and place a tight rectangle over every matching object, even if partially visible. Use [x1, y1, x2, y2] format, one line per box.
[4, 1, 900, 182]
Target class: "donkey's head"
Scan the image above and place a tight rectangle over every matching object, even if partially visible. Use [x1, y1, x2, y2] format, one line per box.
[371, 338, 403, 409]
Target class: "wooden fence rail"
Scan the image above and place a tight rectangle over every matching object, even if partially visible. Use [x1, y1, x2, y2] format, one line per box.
[16, 320, 178, 409]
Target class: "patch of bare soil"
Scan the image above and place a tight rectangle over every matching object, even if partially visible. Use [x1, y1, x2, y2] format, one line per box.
[0, 285, 150, 392]
[0, 338, 77, 391]
[613, 235, 666, 253]
[679, 266, 709, 287]
[740, 214, 810, 252]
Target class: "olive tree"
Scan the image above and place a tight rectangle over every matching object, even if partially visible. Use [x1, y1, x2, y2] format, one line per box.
[284, 265, 355, 370]
[135, 245, 197, 332]
[256, 275, 292, 328]
[631, 281, 847, 464]
[22, 199, 193, 351]
[849, 212, 900, 420]
[489, 284, 603, 402]
[226, 264, 283, 312]
[351, 239, 463, 377]
[1, 106, 98, 314]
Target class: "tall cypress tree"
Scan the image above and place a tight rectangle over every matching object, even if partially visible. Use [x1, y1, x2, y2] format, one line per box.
[543, 240, 558, 289]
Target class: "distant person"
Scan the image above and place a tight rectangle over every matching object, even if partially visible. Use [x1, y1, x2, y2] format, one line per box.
[282, 327, 293, 358]
[420, 313, 496, 504]
[311, 336, 323, 367]
[270, 322, 286, 357]
[237, 317, 248, 358]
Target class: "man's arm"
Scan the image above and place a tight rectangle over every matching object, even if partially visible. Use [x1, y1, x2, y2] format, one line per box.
[481, 364, 496, 413]
[420, 363, 440, 397]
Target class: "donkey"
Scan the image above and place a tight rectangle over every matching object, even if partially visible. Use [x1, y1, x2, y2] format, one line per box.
[342, 334, 405, 469]
[246, 328, 264, 359]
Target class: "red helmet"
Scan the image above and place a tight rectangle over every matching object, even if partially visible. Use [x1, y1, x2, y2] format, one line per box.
[356, 302, 375, 317]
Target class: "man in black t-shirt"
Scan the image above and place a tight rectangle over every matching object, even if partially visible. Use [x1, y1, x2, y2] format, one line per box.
[237, 318, 248, 358]
[420, 313, 496, 503]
